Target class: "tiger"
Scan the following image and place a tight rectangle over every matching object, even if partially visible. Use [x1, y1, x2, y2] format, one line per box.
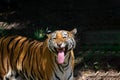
[0, 28, 77, 80]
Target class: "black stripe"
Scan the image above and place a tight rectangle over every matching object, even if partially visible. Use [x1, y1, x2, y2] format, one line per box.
[13, 37, 22, 50]
[28, 41, 38, 74]
[51, 55, 56, 71]
[57, 65, 64, 73]
[28, 42, 35, 68]
[9, 36, 19, 68]
[0, 37, 6, 70]
[54, 72, 60, 80]
[63, 54, 70, 70]
[15, 38, 28, 64]
[29, 42, 36, 70]
[15, 72, 19, 78]
[67, 72, 72, 80]
[38, 68, 43, 79]
[0, 37, 6, 71]
[21, 40, 31, 72]
[55, 59, 64, 73]
[7, 36, 16, 53]
[3, 36, 17, 69]
[23, 69, 29, 79]
[12, 37, 23, 66]
[30, 71, 35, 80]
[30, 67, 36, 80]
[30, 43, 37, 80]
[36, 46, 44, 79]
[22, 40, 34, 80]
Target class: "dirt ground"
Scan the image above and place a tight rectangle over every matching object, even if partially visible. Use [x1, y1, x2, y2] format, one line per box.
[74, 70, 120, 80]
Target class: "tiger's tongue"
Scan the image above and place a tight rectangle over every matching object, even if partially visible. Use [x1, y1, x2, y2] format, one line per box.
[57, 51, 65, 64]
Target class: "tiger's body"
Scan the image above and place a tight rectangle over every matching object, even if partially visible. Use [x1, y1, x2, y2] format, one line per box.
[0, 28, 77, 80]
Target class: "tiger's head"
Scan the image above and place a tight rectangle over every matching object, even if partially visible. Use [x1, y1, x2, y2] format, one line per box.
[47, 28, 77, 64]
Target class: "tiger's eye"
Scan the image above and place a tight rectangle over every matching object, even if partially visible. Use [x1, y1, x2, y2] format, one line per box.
[63, 36, 67, 39]
[53, 38, 56, 39]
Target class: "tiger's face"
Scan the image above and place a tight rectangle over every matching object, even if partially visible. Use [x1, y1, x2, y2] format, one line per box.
[48, 28, 77, 64]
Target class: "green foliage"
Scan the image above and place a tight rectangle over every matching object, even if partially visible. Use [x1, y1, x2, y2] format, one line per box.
[34, 29, 47, 41]
[0, 27, 20, 37]
[34, 29, 45, 40]
[0, 29, 9, 37]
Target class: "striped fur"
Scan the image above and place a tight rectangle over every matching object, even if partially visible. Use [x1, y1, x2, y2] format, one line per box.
[0, 28, 77, 80]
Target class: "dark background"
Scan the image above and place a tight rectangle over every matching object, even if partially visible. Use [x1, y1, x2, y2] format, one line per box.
[0, 0, 118, 28]
[0, 0, 120, 44]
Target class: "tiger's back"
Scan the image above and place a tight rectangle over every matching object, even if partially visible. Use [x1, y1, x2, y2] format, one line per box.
[0, 28, 77, 80]
[0, 35, 47, 79]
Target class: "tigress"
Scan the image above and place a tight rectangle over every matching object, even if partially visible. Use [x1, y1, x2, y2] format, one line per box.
[0, 28, 77, 80]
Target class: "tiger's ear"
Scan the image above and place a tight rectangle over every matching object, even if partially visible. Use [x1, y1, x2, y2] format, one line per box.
[46, 27, 52, 38]
[46, 27, 51, 34]
[71, 28, 77, 35]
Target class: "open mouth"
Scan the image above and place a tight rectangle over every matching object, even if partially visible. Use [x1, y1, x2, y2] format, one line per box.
[55, 48, 66, 64]
[56, 48, 65, 52]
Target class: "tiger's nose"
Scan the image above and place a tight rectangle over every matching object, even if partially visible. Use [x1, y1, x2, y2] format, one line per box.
[57, 43, 62, 47]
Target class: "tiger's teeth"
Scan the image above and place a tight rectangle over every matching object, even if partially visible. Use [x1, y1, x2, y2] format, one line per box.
[57, 48, 65, 52]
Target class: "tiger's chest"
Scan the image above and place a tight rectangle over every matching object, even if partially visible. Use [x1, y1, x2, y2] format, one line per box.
[51, 55, 73, 80]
